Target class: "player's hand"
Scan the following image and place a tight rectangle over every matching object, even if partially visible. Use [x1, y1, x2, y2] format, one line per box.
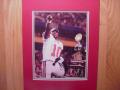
[46, 15, 53, 23]
[53, 62, 55, 66]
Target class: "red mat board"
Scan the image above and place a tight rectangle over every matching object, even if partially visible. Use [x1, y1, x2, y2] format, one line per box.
[22, 0, 99, 90]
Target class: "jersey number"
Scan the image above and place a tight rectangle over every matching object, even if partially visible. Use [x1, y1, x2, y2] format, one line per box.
[51, 44, 62, 57]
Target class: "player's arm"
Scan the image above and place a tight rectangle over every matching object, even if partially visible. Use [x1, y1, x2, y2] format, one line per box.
[53, 57, 61, 66]
[53, 51, 64, 66]
[44, 15, 53, 39]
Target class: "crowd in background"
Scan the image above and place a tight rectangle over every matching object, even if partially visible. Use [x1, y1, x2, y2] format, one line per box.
[35, 12, 87, 32]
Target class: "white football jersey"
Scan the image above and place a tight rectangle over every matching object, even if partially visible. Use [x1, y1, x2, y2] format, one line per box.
[42, 34, 63, 61]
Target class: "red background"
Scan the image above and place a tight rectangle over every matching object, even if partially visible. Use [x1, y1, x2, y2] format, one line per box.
[22, 0, 100, 90]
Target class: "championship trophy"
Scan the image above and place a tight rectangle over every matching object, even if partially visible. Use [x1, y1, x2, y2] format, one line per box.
[74, 33, 82, 51]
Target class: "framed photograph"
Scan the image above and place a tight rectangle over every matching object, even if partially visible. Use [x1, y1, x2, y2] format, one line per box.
[32, 11, 89, 80]
[22, 0, 99, 90]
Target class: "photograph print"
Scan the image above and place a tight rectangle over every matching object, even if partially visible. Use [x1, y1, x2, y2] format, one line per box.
[32, 11, 89, 80]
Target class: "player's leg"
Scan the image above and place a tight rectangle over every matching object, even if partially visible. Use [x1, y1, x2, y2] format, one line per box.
[41, 61, 46, 78]
[46, 61, 53, 78]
